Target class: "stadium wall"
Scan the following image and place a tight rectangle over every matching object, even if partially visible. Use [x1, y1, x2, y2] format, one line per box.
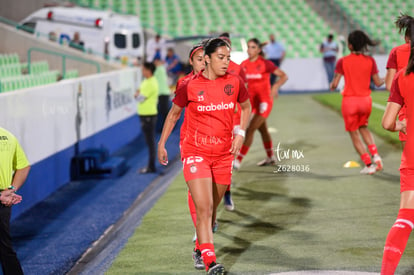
[0, 68, 142, 219]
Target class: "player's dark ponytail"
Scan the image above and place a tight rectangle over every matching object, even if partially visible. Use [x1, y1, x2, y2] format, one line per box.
[347, 30, 379, 53]
[395, 13, 414, 39]
[397, 13, 414, 75]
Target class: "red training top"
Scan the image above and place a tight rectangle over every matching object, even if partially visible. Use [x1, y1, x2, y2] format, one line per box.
[228, 60, 247, 83]
[388, 67, 414, 169]
[173, 71, 249, 157]
[335, 53, 379, 97]
[386, 43, 410, 71]
[240, 56, 277, 96]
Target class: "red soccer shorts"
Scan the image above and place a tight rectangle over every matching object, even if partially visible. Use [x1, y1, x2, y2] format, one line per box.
[399, 106, 407, 142]
[250, 93, 273, 118]
[182, 154, 233, 185]
[341, 96, 372, 131]
[400, 168, 414, 193]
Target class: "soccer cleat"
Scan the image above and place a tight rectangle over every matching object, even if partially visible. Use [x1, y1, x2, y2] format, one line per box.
[373, 155, 383, 171]
[207, 262, 226, 275]
[192, 249, 204, 270]
[360, 165, 377, 175]
[233, 159, 241, 170]
[192, 231, 197, 242]
[257, 156, 276, 166]
[212, 221, 219, 233]
[223, 191, 234, 211]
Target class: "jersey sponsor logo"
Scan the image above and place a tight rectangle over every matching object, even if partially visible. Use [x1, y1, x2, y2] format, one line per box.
[224, 84, 234, 96]
[0, 136, 8, 141]
[197, 102, 235, 112]
[246, 73, 262, 80]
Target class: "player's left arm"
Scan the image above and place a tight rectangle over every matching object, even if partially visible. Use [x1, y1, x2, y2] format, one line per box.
[385, 68, 397, 91]
[383, 74, 405, 133]
[382, 102, 404, 133]
[230, 99, 251, 155]
[271, 68, 288, 99]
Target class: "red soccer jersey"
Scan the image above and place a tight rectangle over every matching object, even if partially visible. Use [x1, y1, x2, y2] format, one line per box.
[386, 43, 410, 71]
[388, 68, 414, 169]
[228, 60, 247, 83]
[335, 53, 379, 97]
[240, 56, 277, 96]
[227, 61, 247, 126]
[173, 71, 249, 157]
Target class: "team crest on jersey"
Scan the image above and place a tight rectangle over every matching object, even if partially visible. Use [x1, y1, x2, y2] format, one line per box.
[224, 84, 234, 96]
[190, 164, 197, 174]
[256, 64, 262, 71]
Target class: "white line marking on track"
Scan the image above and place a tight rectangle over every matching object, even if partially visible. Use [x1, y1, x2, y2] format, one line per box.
[372, 102, 386, 111]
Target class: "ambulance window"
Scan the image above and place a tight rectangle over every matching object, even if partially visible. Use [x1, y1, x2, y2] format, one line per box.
[114, 33, 126, 49]
[20, 22, 36, 34]
[132, 33, 140, 48]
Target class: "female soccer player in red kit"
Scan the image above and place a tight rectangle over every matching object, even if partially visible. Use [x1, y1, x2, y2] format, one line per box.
[234, 38, 288, 169]
[176, 42, 208, 269]
[381, 14, 414, 275]
[219, 32, 247, 211]
[158, 38, 251, 275]
[385, 14, 412, 149]
[330, 30, 384, 175]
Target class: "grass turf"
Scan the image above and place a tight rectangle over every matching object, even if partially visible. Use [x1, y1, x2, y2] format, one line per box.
[312, 91, 401, 148]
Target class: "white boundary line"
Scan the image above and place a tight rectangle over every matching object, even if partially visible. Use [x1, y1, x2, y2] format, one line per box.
[372, 102, 386, 111]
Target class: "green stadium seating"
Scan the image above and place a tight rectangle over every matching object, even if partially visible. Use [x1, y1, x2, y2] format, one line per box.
[67, 0, 340, 58]
[334, 0, 412, 52]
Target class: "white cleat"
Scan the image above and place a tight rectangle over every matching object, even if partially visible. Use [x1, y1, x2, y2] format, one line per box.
[257, 156, 277, 166]
[360, 165, 377, 175]
[373, 155, 383, 171]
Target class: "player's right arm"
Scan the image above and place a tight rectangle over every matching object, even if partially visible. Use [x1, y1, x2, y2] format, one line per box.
[157, 103, 183, 165]
[157, 80, 188, 165]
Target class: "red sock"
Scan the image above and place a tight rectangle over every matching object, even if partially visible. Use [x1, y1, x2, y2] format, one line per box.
[188, 190, 197, 228]
[381, 208, 414, 275]
[200, 243, 216, 270]
[368, 144, 378, 156]
[236, 145, 249, 162]
[263, 141, 274, 158]
[360, 153, 372, 166]
[226, 184, 231, 192]
[195, 238, 200, 251]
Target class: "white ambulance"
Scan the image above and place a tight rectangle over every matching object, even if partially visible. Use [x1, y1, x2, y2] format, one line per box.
[20, 6, 144, 62]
